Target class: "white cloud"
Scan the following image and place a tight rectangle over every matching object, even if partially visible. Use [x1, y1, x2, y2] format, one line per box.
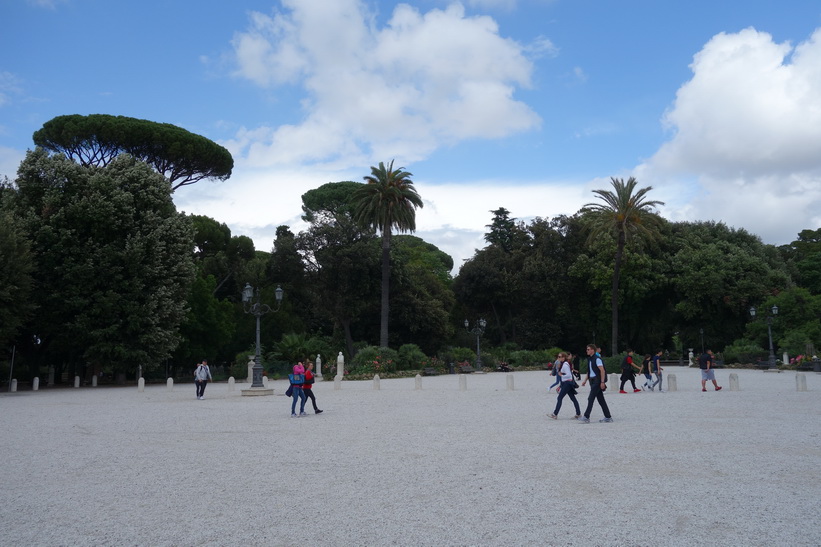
[642, 26, 821, 245]
[228, 0, 540, 168]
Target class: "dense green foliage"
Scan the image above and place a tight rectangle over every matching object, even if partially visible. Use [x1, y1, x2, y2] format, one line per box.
[33, 114, 233, 191]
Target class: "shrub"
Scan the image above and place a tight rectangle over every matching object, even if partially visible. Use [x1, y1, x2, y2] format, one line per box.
[350, 346, 399, 375]
[398, 344, 427, 370]
[722, 340, 764, 364]
[230, 349, 257, 380]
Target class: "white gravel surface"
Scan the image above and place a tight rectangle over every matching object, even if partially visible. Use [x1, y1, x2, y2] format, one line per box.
[1, 367, 819, 546]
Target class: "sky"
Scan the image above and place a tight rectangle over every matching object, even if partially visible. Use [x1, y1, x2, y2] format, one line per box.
[2, 0, 821, 273]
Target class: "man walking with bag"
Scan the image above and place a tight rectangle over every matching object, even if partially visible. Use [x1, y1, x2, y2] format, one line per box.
[194, 359, 212, 400]
[580, 344, 613, 423]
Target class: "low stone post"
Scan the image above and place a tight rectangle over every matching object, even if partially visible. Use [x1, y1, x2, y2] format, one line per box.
[246, 356, 255, 384]
[373, 374, 380, 390]
[667, 374, 677, 392]
[415, 374, 422, 390]
[506, 373, 514, 391]
[167, 378, 174, 391]
[796, 373, 807, 392]
[228, 377, 235, 391]
[336, 352, 345, 380]
[334, 376, 342, 390]
[729, 373, 739, 391]
[459, 374, 467, 391]
[262, 376, 269, 387]
[316, 354, 323, 380]
[10, 379, 17, 392]
[74, 376, 80, 388]
[32, 377, 40, 391]
[92, 375, 98, 387]
[138, 377, 145, 392]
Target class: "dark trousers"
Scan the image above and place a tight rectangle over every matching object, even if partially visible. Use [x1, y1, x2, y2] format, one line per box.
[584, 381, 611, 419]
[195, 380, 207, 398]
[304, 388, 319, 411]
[620, 372, 637, 390]
[553, 381, 581, 416]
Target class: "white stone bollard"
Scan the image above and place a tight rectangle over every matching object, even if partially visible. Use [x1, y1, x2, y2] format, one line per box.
[92, 375, 98, 387]
[783, 351, 789, 365]
[262, 376, 269, 387]
[459, 374, 467, 391]
[506, 373, 514, 391]
[247, 356, 255, 384]
[228, 377, 235, 391]
[167, 378, 174, 391]
[10, 379, 17, 392]
[138, 377, 145, 392]
[32, 377, 39, 391]
[729, 373, 739, 391]
[668, 374, 677, 392]
[415, 374, 422, 390]
[74, 376, 80, 388]
[373, 374, 381, 390]
[316, 354, 323, 380]
[796, 373, 807, 392]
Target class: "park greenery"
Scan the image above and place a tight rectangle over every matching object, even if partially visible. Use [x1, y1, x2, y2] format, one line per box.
[1, 114, 820, 385]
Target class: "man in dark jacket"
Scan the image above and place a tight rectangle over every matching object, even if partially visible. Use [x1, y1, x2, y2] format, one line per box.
[580, 344, 613, 423]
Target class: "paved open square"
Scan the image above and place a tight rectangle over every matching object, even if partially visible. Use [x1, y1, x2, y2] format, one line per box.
[1, 367, 819, 546]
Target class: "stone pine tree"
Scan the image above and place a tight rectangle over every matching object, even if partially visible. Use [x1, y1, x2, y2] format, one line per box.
[353, 161, 423, 348]
[33, 114, 233, 191]
[582, 177, 664, 356]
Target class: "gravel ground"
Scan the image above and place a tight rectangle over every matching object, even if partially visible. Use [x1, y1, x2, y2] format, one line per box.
[1, 367, 819, 547]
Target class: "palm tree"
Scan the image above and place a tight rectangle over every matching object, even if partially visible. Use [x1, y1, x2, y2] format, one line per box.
[582, 177, 664, 355]
[353, 160, 424, 348]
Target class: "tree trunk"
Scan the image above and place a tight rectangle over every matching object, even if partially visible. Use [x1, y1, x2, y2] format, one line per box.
[611, 230, 625, 356]
[379, 227, 391, 348]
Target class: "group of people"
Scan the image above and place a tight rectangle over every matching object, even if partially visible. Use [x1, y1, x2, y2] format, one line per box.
[619, 349, 665, 393]
[548, 344, 613, 423]
[287, 361, 323, 417]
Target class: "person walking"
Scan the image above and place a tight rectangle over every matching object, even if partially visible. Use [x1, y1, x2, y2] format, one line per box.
[699, 349, 722, 392]
[650, 350, 665, 392]
[549, 354, 581, 419]
[194, 359, 212, 400]
[548, 352, 564, 392]
[302, 361, 323, 414]
[619, 349, 641, 393]
[580, 344, 613, 423]
[640, 354, 653, 391]
[289, 362, 308, 417]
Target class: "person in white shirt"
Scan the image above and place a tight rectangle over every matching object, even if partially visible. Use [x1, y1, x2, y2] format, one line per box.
[194, 360, 212, 400]
[548, 354, 581, 419]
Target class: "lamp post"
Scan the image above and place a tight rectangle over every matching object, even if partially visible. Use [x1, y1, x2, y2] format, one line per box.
[699, 328, 704, 354]
[464, 318, 487, 371]
[749, 305, 778, 370]
[242, 283, 283, 388]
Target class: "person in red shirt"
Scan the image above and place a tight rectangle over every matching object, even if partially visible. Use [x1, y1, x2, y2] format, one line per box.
[302, 361, 323, 414]
[619, 349, 641, 393]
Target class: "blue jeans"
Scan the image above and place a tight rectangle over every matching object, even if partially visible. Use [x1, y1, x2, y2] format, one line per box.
[291, 386, 306, 414]
[553, 381, 581, 416]
[651, 372, 663, 390]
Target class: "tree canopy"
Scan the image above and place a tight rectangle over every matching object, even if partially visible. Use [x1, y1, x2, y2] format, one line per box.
[32, 114, 233, 191]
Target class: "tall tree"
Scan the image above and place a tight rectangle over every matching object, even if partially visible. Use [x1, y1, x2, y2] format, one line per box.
[352, 160, 423, 348]
[10, 149, 195, 379]
[582, 177, 664, 355]
[33, 114, 233, 191]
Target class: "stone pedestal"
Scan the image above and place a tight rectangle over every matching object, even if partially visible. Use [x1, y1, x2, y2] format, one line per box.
[167, 378, 174, 391]
[668, 374, 677, 392]
[137, 378, 145, 392]
[506, 373, 514, 391]
[228, 377, 235, 391]
[796, 373, 807, 392]
[373, 374, 380, 390]
[241, 386, 274, 397]
[33, 377, 40, 391]
[729, 373, 739, 391]
[459, 375, 467, 391]
[316, 354, 323, 380]
[415, 374, 422, 390]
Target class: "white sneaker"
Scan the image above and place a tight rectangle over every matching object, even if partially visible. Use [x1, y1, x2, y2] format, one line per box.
[291, 413, 298, 418]
[299, 412, 308, 417]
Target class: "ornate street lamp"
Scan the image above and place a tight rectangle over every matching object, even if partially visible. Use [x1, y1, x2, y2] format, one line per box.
[749, 305, 779, 370]
[699, 328, 705, 354]
[464, 318, 487, 371]
[242, 283, 283, 388]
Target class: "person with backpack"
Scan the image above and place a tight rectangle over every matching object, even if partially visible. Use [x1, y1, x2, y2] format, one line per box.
[548, 352, 564, 392]
[302, 361, 323, 414]
[194, 359, 212, 400]
[619, 349, 641, 393]
[288, 362, 308, 417]
[640, 354, 653, 391]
